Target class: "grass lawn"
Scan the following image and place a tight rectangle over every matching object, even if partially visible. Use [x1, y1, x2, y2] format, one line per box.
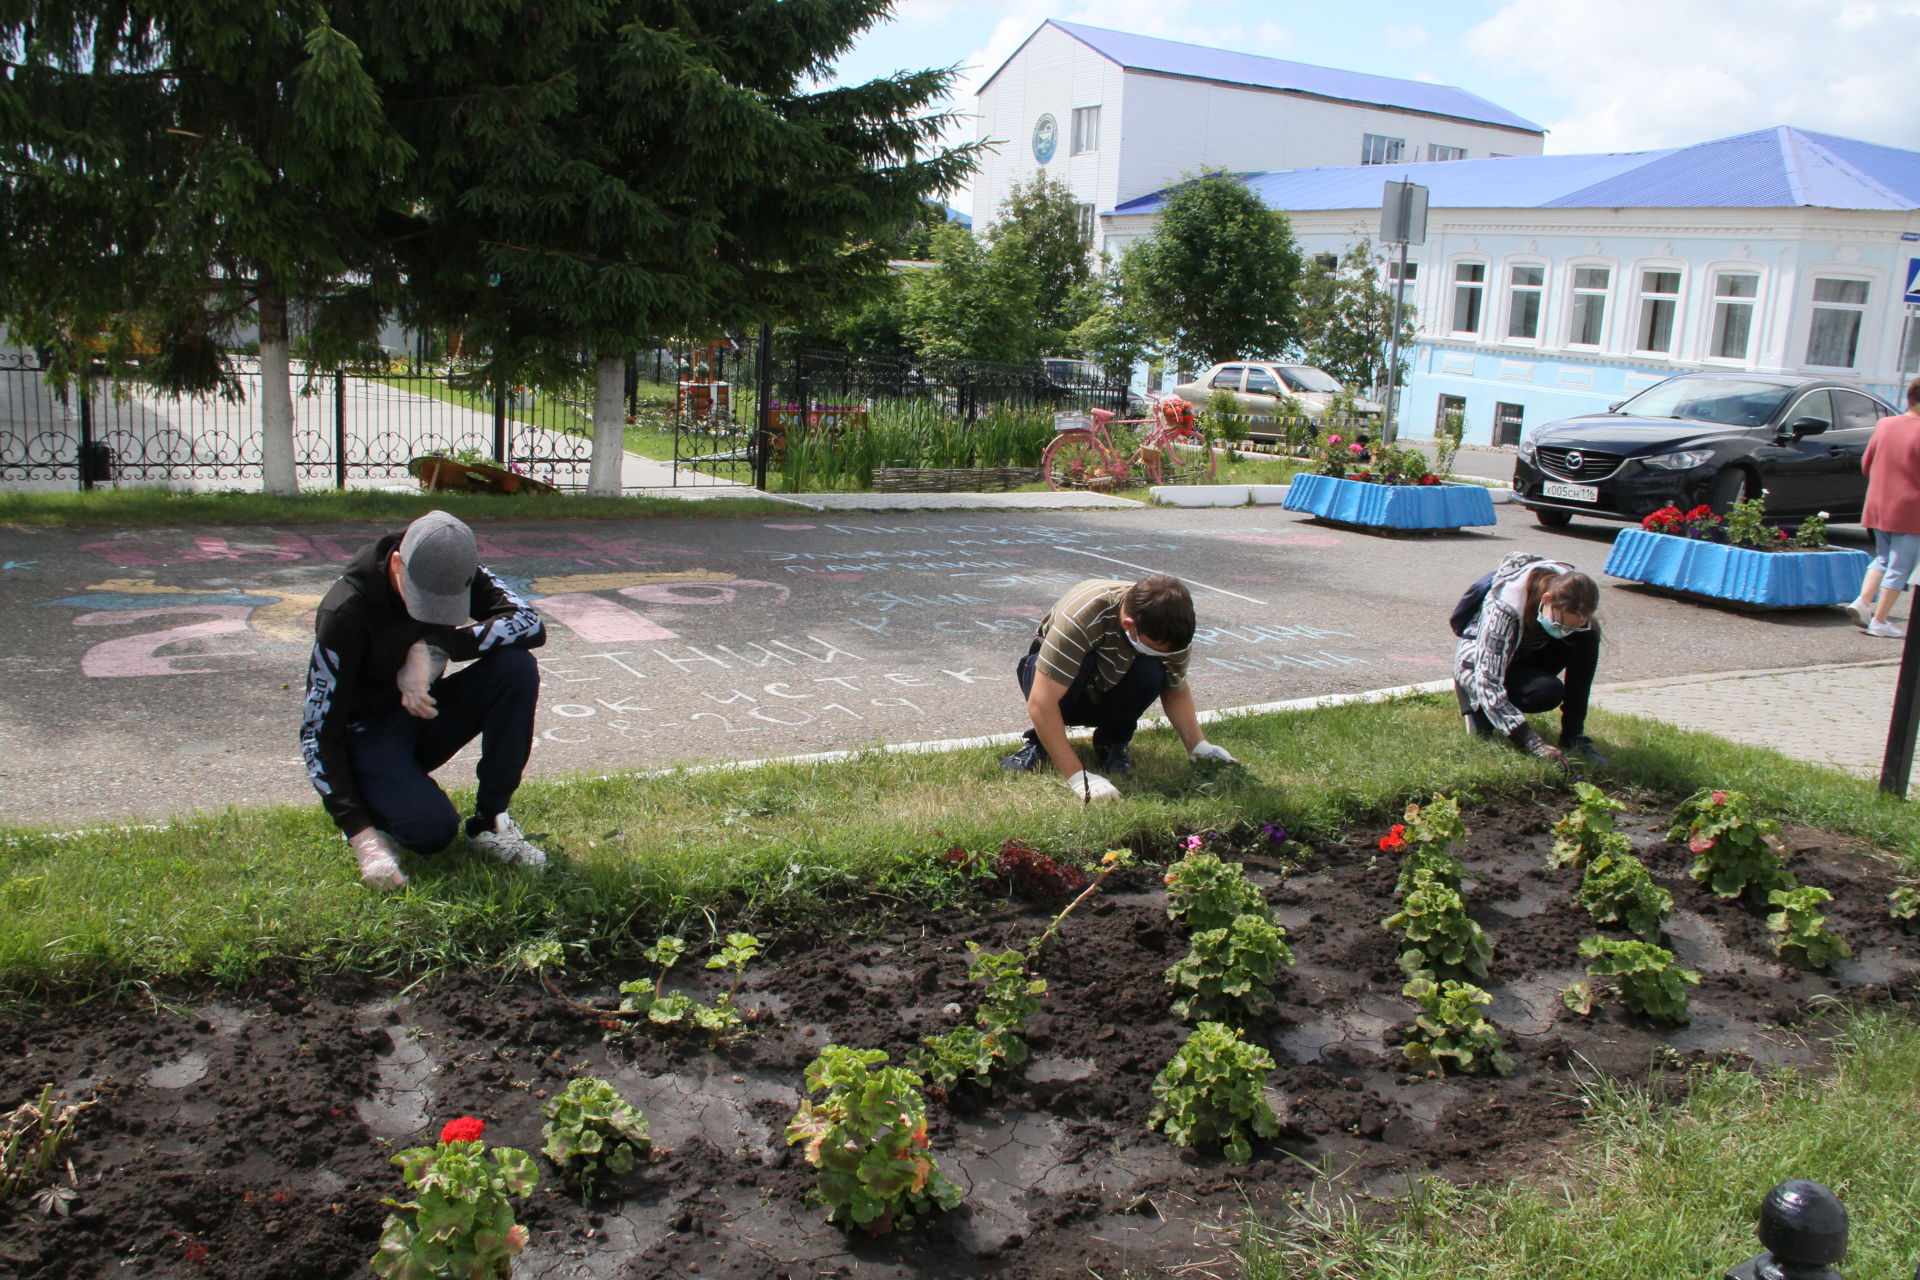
[4, 693, 1918, 1271]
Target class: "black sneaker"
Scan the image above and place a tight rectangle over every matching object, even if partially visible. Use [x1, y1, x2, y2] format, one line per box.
[1563, 734, 1610, 767]
[1095, 743, 1133, 775]
[1000, 741, 1044, 772]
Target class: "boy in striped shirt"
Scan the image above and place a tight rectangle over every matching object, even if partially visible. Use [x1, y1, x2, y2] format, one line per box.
[1001, 574, 1236, 801]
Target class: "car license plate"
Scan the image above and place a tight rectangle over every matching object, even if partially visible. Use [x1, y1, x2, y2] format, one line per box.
[1542, 481, 1597, 503]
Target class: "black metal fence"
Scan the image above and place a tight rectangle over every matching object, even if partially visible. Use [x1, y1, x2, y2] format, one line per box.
[0, 353, 591, 489]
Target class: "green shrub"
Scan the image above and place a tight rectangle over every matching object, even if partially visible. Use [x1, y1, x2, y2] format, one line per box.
[912, 944, 1046, 1090]
[1148, 1022, 1280, 1164]
[785, 1046, 962, 1234]
[373, 1120, 536, 1280]
[1384, 868, 1491, 979]
[1401, 975, 1512, 1076]
[1668, 789, 1793, 902]
[1166, 850, 1270, 935]
[1165, 913, 1295, 1022]
[1892, 885, 1920, 933]
[1576, 936, 1699, 1023]
[540, 1078, 651, 1201]
[1766, 886, 1851, 969]
[1550, 782, 1631, 871]
[1577, 850, 1673, 941]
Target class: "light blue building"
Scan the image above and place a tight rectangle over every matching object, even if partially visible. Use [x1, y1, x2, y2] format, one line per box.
[1104, 127, 1920, 446]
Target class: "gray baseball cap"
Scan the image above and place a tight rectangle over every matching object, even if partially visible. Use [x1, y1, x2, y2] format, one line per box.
[393, 510, 478, 625]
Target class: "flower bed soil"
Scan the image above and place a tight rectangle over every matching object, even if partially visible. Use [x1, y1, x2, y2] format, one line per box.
[3, 796, 1916, 1280]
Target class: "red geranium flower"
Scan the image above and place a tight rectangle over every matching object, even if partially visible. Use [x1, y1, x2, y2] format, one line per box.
[1689, 836, 1715, 854]
[1379, 824, 1407, 851]
[440, 1117, 485, 1144]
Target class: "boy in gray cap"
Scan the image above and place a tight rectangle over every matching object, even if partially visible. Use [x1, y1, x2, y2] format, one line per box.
[301, 510, 549, 889]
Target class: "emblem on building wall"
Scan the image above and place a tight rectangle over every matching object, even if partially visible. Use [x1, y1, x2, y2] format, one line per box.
[1032, 113, 1058, 164]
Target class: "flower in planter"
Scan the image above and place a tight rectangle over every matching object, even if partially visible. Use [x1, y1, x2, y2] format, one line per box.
[1348, 443, 1364, 456]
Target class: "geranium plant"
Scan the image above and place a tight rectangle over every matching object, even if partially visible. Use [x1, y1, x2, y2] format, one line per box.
[1389, 795, 1468, 896]
[1148, 1021, 1280, 1165]
[1164, 912, 1295, 1022]
[1400, 975, 1512, 1076]
[1549, 782, 1631, 872]
[1165, 850, 1270, 935]
[1577, 850, 1673, 942]
[1573, 936, 1699, 1023]
[1891, 884, 1920, 933]
[540, 1078, 651, 1202]
[1766, 886, 1851, 969]
[785, 1046, 963, 1234]
[372, 1118, 537, 1280]
[1384, 867, 1491, 979]
[612, 932, 759, 1040]
[1641, 497, 1830, 551]
[1668, 789, 1793, 902]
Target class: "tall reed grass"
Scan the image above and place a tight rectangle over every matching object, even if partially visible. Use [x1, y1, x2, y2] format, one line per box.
[777, 399, 1056, 492]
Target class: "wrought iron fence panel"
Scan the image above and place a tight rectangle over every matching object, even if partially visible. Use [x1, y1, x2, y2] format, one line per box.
[0, 354, 85, 481]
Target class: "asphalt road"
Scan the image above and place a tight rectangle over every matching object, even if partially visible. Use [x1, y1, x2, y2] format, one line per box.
[0, 504, 1884, 828]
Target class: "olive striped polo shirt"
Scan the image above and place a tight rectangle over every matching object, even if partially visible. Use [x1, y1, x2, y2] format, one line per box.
[1034, 578, 1190, 695]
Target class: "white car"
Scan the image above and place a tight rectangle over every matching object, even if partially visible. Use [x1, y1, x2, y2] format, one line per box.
[1171, 362, 1382, 430]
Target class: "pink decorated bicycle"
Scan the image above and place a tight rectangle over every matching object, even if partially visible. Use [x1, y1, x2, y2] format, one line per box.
[1041, 396, 1219, 492]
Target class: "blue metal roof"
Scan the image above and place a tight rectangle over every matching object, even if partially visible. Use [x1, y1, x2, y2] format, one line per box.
[1111, 128, 1920, 216]
[1040, 21, 1544, 134]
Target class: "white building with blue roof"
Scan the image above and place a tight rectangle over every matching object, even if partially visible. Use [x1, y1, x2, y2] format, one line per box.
[1105, 127, 1920, 447]
[972, 20, 1545, 238]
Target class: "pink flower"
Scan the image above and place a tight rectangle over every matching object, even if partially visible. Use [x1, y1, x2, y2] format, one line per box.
[1710, 791, 1726, 805]
[1348, 443, 1364, 456]
[1689, 836, 1715, 853]
[1183, 834, 1204, 852]
[1327, 434, 1341, 444]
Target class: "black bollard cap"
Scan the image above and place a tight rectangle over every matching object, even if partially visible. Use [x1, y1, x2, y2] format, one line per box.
[1756, 1180, 1847, 1269]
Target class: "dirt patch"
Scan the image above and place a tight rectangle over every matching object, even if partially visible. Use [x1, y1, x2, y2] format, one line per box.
[2, 797, 1916, 1279]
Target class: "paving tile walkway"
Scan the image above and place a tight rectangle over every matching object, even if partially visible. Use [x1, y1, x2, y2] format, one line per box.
[1593, 659, 1903, 778]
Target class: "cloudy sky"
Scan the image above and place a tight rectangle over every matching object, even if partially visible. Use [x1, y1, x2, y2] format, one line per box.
[829, 0, 1920, 214]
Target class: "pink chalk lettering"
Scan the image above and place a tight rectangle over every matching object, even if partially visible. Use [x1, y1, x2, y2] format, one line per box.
[536, 593, 679, 643]
[75, 605, 259, 677]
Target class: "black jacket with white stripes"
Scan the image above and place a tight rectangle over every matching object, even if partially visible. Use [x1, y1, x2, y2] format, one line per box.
[300, 531, 545, 837]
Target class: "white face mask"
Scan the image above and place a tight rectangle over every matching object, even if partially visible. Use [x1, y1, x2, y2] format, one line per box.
[1127, 631, 1164, 657]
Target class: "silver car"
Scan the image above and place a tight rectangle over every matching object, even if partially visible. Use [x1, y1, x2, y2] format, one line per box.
[1171, 362, 1383, 429]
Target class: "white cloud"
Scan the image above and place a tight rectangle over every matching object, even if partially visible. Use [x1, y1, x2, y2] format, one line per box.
[1465, 0, 1920, 153]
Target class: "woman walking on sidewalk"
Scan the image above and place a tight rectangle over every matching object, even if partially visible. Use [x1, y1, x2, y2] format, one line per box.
[1848, 376, 1920, 638]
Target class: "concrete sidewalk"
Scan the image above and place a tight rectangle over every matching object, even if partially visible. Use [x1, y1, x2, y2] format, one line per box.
[1593, 659, 1902, 779]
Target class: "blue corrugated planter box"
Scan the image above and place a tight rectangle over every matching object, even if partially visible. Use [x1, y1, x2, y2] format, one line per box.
[1281, 473, 1498, 530]
[1603, 528, 1870, 607]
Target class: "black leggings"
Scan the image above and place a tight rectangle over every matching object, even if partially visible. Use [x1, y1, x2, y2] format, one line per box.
[1458, 631, 1598, 739]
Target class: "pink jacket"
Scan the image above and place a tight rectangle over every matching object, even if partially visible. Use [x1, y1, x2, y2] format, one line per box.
[1862, 413, 1920, 536]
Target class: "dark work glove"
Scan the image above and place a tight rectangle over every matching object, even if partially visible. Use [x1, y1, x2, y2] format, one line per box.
[1562, 734, 1610, 767]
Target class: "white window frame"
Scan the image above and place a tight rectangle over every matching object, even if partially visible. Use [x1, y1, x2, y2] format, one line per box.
[1704, 267, 1763, 365]
[1427, 144, 1466, 162]
[1387, 258, 1420, 310]
[1074, 202, 1095, 246]
[1564, 262, 1613, 349]
[1632, 265, 1685, 357]
[1361, 133, 1405, 165]
[1803, 273, 1873, 370]
[1070, 105, 1101, 156]
[1503, 261, 1548, 345]
[1900, 306, 1920, 381]
[1450, 259, 1488, 336]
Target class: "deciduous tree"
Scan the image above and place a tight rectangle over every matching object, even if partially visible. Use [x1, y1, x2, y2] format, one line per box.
[1295, 238, 1415, 398]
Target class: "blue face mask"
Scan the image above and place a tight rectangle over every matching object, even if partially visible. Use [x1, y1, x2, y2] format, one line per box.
[1537, 610, 1587, 639]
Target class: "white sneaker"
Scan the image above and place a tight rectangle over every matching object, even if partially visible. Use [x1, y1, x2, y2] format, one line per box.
[1845, 600, 1871, 628]
[1868, 619, 1905, 639]
[468, 813, 549, 870]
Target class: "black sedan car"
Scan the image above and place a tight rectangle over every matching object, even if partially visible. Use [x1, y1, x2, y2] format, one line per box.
[1512, 373, 1896, 528]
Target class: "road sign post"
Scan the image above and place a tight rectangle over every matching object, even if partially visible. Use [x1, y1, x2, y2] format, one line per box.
[1380, 181, 1428, 445]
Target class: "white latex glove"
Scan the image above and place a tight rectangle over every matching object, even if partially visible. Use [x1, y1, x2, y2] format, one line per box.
[1062, 770, 1122, 802]
[349, 828, 408, 890]
[397, 640, 447, 719]
[1188, 740, 1237, 765]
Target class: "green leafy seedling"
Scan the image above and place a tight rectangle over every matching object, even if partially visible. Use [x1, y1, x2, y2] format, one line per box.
[1148, 1021, 1280, 1165]
[1400, 975, 1512, 1076]
[1577, 849, 1673, 941]
[1579, 936, 1699, 1023]
[1550, 782, 1630, 871]
[1164, 912, 1294, 1023]
[914, 945, 1046, 1090]
[1766, 886, 1851, 970]
[540, 1078, 651, 1201]
[1669, 789, 1792, 903]
[785, 1046, 962, 1234]
[1384, 868, 1492, 979]
[1889, 885, 1920, 934]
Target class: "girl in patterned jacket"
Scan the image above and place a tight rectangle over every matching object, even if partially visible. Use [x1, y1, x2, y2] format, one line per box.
[1453, 552, 1606, 767]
